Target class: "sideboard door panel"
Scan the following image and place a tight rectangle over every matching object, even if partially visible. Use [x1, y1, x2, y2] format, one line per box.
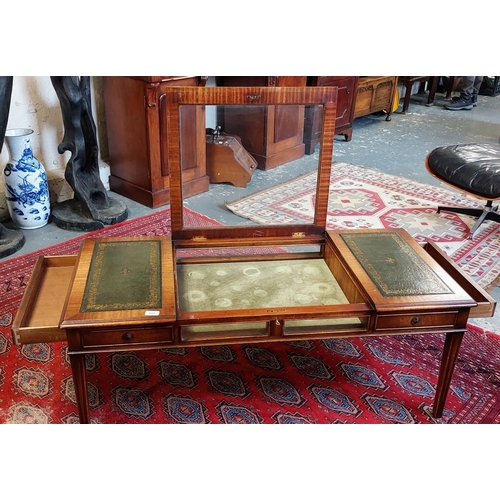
[305, 76, 359, 150]
[216, 76, 307, 170]
[103, 76, 209, 208]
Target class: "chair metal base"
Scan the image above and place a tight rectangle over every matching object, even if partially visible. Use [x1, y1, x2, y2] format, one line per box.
[437, 200, 500, 239]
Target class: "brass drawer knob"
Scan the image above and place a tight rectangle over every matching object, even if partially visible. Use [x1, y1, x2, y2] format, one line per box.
[411, 317, 421, 325]
[122, 332, 134, 341]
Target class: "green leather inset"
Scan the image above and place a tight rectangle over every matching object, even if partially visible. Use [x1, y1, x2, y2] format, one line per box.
[81, 240, 162, 312]
[340, 232, 452, 296]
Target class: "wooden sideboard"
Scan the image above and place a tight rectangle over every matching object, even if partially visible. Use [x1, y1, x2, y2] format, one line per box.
[102, 76, 209, 208]
[304, 76, 359, 152]
[215, 76, 307, 170]
[304, 76, 396, 152]
[353, 76, 398, 121]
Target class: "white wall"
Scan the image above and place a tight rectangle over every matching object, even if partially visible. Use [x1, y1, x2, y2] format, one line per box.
[0, 76, 110, 221]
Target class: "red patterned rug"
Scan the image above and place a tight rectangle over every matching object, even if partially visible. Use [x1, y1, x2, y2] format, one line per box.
[226, 163, 500, 292]
[2, 324, 500, 423]
[1, 207, 500, 423]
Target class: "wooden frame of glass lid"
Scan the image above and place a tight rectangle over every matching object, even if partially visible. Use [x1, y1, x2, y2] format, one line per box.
[167, 85, 337, 241]
[164, 85, 373, 339]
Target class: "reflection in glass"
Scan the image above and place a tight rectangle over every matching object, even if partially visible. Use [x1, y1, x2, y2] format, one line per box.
[284, 317, 367, 335]
[181, 322, 269, 341]
[180, 104, 324, 230]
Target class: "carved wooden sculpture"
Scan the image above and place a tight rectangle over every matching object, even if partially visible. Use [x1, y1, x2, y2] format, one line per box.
[0, 75, 25, 258]
[50, 76, 127, 230]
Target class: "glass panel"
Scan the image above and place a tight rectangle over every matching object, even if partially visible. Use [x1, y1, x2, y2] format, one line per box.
[284, 317, 368, 335]
[179, 103, 324, 230]
[181, 322, 269, 341]
[176, 258, 350, 314]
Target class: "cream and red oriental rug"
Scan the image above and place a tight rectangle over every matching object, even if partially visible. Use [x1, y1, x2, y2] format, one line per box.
[226, 162, 500, 292]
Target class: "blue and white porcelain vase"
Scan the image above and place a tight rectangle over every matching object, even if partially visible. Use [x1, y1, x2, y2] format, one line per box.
[2, 128, 50, 229]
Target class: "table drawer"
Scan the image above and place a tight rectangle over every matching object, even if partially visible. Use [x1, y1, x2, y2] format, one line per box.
[375, 312, 458, 331]
[421, 241, 496, 318]
[12, 255, 76, 345]
[82, 326, 173, 348]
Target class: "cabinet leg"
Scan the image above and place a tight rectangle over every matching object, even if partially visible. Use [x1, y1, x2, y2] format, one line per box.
[69, 353, 91, 424]
[426, 76, 439, 106]
[433, 331, 464, 418]
[402, 89, 411, 113]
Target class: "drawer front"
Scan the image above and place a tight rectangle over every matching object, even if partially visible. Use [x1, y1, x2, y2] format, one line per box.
[375, 312, 458, 331]
[82, 326, 173, 348]
[12, 255, 76, 345]
[422, 241, 496, 319]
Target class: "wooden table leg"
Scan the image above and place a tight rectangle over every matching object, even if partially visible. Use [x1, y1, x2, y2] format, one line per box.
[426, 77, 439, 106]
[69, 353, 91, 424]
[433, 331, 464, 418]
[445, 77, 457, 98]
[402, 83, 412, 113]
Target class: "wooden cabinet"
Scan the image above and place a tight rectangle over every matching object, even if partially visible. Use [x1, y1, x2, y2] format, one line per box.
[353, 76, 398, 121]
[215, 76, 307, 170]
[102, 76, 210, 208]
[304, 76, 359, 152]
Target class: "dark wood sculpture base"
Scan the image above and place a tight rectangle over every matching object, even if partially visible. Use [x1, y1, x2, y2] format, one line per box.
[0, 225, 25, 259]
[51, 197, 128, 231]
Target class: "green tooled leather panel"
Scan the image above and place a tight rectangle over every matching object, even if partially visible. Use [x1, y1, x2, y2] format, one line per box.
[81, 240, 162, 312]
[340, 232, 452, 296]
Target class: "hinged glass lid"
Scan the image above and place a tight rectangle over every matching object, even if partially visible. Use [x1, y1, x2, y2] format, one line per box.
[164, 86, 338, 241]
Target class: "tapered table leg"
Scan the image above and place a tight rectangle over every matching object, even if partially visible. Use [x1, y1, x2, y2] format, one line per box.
[433, 331, 464, 418]
[69, 353, 90, 424]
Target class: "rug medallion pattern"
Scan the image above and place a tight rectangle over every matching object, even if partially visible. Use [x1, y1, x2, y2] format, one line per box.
[225, 163, 500, 291]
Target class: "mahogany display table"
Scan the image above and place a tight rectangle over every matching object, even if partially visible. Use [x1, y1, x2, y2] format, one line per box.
[12, 230, 494, 423]
[11, 86, 495, 424]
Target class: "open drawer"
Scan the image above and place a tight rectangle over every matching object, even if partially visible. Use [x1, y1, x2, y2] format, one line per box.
[421, 241, 496, 318]
[12, 255, 77, 345]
